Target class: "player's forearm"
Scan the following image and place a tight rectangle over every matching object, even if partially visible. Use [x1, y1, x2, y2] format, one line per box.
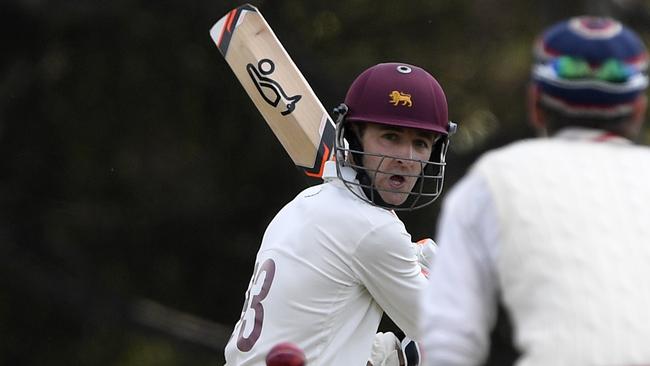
[418, 242, 495, 364]
[420, 322, 490, 366]
[385, 275, 430, 341]
[353, 223, 431, 340]
[423, 344, 484, 366]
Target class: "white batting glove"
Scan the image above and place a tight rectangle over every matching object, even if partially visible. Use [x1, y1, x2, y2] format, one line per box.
[414, 238, 437, 278]
[367, 332, 404, 366]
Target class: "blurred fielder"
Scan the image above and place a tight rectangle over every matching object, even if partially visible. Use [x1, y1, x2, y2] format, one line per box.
[419, 16, 650, 365]
[224, 62, 456, 365]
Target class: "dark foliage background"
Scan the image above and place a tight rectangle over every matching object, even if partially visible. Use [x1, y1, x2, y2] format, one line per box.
[1, 0, 649, 364]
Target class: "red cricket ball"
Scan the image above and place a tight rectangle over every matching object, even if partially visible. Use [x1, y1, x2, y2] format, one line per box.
[265, 342, 306, 366]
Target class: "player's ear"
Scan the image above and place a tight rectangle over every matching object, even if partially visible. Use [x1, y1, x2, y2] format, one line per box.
[632, 94, 647, 125]
[527, 83, 547, 135]
[624, 94, 648, 138]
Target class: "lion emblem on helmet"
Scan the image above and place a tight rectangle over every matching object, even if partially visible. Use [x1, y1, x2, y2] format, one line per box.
[389, 90, 412, 107]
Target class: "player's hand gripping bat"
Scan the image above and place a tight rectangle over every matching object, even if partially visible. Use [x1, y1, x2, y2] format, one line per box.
[210, 4, 336, 178]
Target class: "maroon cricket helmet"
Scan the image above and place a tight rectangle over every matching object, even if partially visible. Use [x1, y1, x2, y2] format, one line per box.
[333, 62, 456, 211]
[343, 62, 450, 135]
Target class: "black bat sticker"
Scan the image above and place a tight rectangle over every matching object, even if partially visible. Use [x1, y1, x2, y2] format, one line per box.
[246, 59, 302, 116]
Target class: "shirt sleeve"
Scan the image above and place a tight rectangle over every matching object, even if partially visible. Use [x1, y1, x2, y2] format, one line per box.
[419, 172, 500, 366]
[350, 220, 428, 341]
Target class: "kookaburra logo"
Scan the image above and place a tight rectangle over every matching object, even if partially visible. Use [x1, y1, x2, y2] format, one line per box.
[246, 59, 302, 116]
[389, 91, 412, 107]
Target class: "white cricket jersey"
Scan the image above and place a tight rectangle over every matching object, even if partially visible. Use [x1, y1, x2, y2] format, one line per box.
[225, 161, 427, 366]
[420, 128, 650, 365]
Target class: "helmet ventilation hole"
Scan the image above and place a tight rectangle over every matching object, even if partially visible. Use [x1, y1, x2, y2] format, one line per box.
[396, 65, 412, 74]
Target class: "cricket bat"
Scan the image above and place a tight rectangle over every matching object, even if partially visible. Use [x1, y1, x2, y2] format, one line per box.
[209, 4, 336, 178]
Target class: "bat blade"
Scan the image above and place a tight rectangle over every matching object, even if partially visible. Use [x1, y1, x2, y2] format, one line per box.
[210, 4, 335, 178]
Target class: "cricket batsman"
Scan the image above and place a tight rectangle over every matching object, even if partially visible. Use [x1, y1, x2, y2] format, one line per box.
[224, 62, 456, 365]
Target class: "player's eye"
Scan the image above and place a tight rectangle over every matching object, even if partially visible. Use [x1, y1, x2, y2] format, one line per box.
[382, 133, 399, 141]
[414, 139, 431, 150]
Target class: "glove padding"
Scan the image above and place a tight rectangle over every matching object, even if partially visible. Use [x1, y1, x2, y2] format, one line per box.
[415, 238, 437, 278]
[367, 332, 404, 366]
[367, 333, 421, 366]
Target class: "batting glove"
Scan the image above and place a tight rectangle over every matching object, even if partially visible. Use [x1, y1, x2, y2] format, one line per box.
[367, 332, 403, 366]
[401, 336, 421, 366]
[367, 332, 421, 366]
[415, 238, 437, 278]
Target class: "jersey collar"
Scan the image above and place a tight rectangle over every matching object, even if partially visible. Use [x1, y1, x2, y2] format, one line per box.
[322, 160, 397, 214]
[553, 127, 632, 144]
[322, 160, 357, 181]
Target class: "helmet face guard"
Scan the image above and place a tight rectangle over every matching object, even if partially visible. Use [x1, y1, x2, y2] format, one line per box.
[333, 105, 455, 211]
[331, 62, 456, 211]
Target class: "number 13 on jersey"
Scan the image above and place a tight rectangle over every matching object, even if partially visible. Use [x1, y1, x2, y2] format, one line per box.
[236, 258, 276, 352]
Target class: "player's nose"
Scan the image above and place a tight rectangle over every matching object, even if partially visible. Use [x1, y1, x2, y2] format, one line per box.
[393, 142, 415, 163]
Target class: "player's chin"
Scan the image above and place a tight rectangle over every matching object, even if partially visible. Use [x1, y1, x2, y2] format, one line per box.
[378, 190, 410, 206]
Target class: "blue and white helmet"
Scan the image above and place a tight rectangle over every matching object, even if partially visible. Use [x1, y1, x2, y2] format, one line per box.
[532, 16, 648, 118]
